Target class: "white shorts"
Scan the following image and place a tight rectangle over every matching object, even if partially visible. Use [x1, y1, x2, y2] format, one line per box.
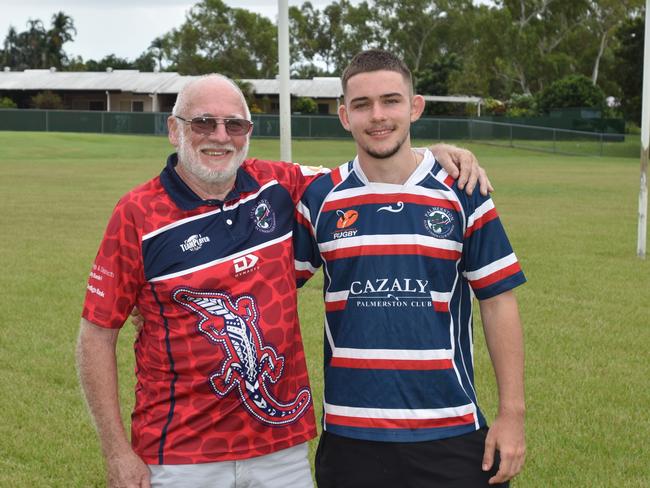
[148, 442, 313, 488]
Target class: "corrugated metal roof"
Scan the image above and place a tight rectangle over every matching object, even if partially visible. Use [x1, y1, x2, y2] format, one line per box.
[243, 77, 343, 98]
[0, 70, 344, 98]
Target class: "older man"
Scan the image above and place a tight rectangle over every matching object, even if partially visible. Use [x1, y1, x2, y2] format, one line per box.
[77, 74, 488, 488]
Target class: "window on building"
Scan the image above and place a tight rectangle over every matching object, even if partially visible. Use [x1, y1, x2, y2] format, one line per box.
[89, 101, 105, 111]
[318, 103, 329, 115]
[132, 101, 144, 112]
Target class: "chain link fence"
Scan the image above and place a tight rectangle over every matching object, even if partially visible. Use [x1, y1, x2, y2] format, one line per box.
[0, 109, 628, 157]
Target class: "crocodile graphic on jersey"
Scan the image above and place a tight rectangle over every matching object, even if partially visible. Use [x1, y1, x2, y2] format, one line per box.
[172, 287, 312, 426]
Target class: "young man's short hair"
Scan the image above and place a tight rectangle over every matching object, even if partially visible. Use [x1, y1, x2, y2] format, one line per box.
[341, 50, 413, 96]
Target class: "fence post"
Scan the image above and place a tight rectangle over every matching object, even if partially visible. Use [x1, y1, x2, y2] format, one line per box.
[45, 110, 49, 132]
[437, 119, 441, 141]
[553, 129, 557, 153]
[509, 124, 513, 148]
[600, 133, 604, 156]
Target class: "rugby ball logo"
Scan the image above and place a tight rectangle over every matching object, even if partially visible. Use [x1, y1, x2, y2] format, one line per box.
[336, 209, 358, 229]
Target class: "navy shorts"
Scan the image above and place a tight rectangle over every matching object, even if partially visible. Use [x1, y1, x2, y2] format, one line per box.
[315, 428, 508, 488]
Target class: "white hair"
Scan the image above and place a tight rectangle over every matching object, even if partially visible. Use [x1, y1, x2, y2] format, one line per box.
[172, 74, 251, 120]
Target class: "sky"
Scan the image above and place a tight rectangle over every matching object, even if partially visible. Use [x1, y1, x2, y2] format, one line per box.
[0, 0, 363, 63]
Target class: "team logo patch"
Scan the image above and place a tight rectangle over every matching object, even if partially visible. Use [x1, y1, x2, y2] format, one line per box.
[333, 209, 359, 239]
[172, 287, 312, 426]
[336, 209, 358, 229]
[180, 234, 211, 252]
[424, 207, 454, 238]
[251, 200, 276, 233]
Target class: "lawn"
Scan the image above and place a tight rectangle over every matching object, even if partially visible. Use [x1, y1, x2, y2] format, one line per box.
[0, 131, 648, 487]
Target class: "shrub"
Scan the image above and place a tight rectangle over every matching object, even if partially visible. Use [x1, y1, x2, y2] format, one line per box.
[31, 91, 64, 109]
[537, 75, 606, 113]
[292, 97, 317, 114]
[0, 97, 17, 109]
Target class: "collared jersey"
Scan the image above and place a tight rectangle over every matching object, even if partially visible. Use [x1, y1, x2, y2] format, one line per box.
[294, 150, 526, 443]
[83, 154, 319, 464]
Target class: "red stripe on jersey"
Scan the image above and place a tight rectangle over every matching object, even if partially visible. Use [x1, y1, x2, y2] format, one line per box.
[470, 262, 522, 289]
[330, 357, 453, 370]
[330, 167, 343, 186]
[322, 194, 460, 213]
[325, 300, 347, 312]
[444, 175, 456, 187]
[322, 244, 461, 261]
[465, 208, 499, 238]
[433, 301, 449, 312]
[296, 269, 314, 281]
[295, 210, 314, 235]
[325, 412, 475, 430]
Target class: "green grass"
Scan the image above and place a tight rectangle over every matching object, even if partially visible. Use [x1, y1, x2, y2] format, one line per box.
[1, 132, 648, 487]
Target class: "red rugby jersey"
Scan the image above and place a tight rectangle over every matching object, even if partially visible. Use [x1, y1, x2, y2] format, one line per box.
[83, 154, 318, 464]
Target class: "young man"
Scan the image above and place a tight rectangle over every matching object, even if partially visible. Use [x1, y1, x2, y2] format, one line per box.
[294, 50, 526, 487]
[77, 73, 489, 488]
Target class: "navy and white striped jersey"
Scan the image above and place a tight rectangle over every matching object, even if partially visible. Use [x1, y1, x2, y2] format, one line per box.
[294, 150, 526, 443]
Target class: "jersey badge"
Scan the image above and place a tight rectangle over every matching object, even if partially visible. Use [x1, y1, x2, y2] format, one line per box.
[172, 287, 312, 426]
[424, 207, 454, 239]
[332, 209, 359, 239]
[251, 199, 276, 233]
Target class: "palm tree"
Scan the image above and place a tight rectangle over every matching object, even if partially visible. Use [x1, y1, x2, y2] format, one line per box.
[47, 12, 76, 68]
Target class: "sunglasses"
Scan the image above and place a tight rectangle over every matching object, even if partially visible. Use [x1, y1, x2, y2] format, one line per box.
[175, 115, 253, 136]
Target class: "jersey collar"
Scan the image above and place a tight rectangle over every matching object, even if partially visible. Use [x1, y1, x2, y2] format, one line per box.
[160, 153, 260, 210]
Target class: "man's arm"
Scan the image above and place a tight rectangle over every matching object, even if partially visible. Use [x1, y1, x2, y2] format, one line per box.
[76, 318, 151, 488]
[428, 143, 493, 196]
[478, 290, 526, 485]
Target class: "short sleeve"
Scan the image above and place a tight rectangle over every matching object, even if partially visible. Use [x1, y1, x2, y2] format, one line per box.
[82, 199, 145, 328]
[461, 195, 526, 300]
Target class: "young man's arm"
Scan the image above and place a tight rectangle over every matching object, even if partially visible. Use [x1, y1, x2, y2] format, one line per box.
[76, 318, 151, 488]
[478, 290, 526, 485]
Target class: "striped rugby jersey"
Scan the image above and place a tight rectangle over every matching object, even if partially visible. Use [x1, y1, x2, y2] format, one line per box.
[83, 154, 318, 464]
[294, 149, 526, 443]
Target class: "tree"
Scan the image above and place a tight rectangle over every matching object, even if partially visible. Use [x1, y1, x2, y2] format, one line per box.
[373, 0, 472, 82]
[155, 0, 278, 77]
[46, 12, 76, 68]
[611, 14, 644, 125]
[85, 54, 134, 71]
[0, 12, 75, 70]
[537, 74, 606, 113]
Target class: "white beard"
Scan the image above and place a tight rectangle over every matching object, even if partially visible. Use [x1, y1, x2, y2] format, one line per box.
[177, 129, 249, 184]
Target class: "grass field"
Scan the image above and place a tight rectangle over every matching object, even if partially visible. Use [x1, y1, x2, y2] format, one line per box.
[1, 131, 649, 487]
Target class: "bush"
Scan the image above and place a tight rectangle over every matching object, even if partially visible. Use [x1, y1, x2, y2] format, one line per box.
[292, 97, 317, 114]
[505, 93, 537, 117]
[0, 97, 17, 109]
[537, 75, 606, 113]
[483, 97, 506, 116]
[31, 91, 64, 109]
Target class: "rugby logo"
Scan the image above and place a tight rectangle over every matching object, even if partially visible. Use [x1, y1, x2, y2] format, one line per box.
[251, 200, 276, 233]
[424, 207, 454, 239]
[336, 209, 358, 229]
[333, 209, 359, 239]
[180, 234, 211, 252]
